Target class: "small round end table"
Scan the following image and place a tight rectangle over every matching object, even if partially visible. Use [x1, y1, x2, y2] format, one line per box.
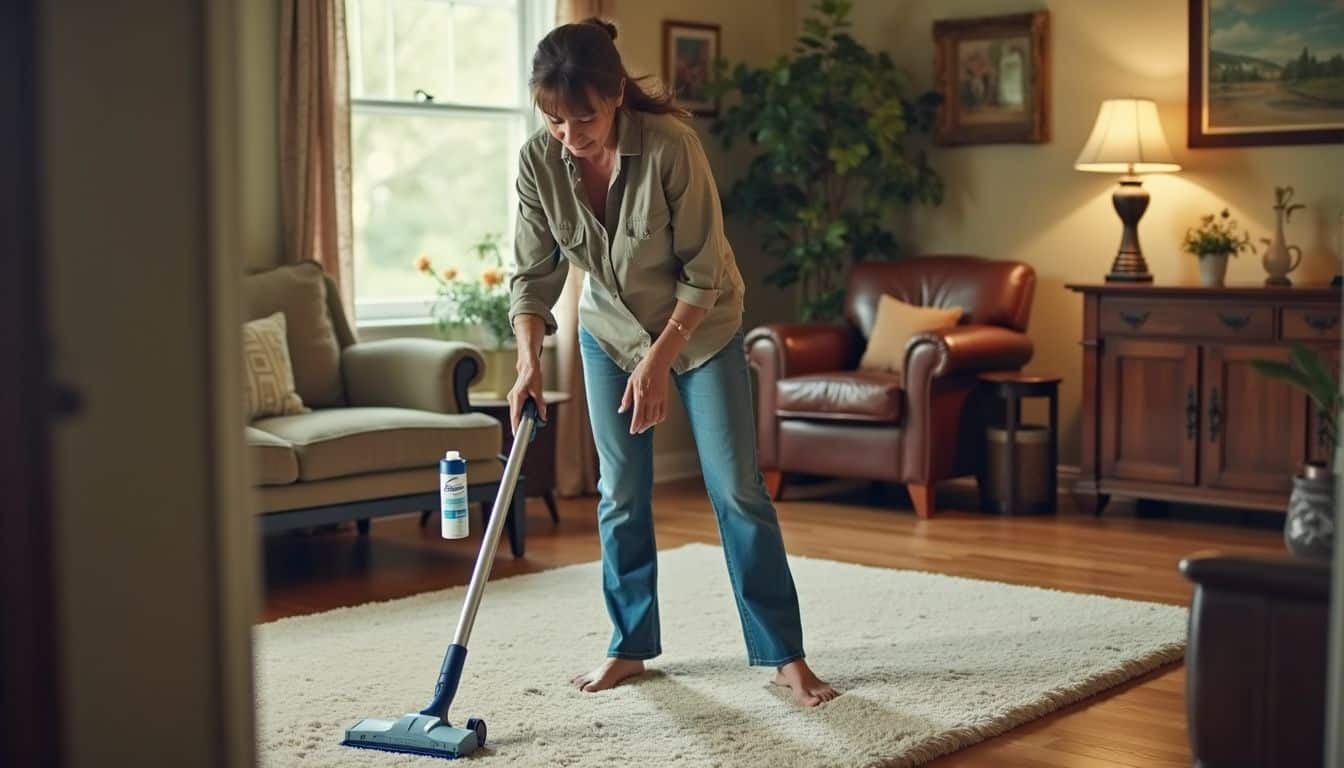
[977, 372, 1061, 516]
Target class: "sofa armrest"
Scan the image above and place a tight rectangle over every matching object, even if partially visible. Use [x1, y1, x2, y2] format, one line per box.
[744, 323, 858, 379]
[1179, 554, 1331, 600]
[1179, 554, 1331, 767]
[341, 338, 484, 414]
[905, 324, 1033, 380]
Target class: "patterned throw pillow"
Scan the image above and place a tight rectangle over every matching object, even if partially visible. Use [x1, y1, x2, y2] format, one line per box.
[243, 312, 309, 421]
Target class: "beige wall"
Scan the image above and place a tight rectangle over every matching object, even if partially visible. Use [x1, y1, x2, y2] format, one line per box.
[807, 0, 1344, 464]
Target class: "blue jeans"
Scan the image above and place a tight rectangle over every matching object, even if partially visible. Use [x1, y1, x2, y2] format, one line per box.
[579, 325, 806, 666]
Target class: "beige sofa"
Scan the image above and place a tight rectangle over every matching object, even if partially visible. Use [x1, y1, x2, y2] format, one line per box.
[242, 261, 525, 555]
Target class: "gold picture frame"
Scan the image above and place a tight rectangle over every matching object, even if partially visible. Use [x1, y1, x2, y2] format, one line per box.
[933, 11, 1050, 146]
[662, 20, 720, 117]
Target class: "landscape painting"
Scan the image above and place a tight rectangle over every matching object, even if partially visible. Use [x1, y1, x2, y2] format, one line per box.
[1190, 0, 1344, 146]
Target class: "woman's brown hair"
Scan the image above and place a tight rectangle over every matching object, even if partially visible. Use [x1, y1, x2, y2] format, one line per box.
[530, 18, 690, 119]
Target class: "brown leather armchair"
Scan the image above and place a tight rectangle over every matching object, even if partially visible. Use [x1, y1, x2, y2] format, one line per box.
[745, 255, 1036, 518]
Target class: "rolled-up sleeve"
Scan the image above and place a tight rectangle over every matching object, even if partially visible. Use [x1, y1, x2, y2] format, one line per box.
[509, 149, 567, 335]
[664, 132, 728, 310]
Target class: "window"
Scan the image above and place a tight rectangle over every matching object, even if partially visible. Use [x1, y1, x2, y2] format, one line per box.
[347, 0, 554, 322]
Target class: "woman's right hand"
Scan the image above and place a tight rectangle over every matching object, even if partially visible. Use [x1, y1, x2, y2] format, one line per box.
[508, 355, 548, 435]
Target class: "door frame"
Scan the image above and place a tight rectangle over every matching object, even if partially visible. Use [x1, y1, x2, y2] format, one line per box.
[0, 1, 62, 766]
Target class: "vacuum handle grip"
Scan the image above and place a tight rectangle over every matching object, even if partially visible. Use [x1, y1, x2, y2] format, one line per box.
[521, 396, 547, 432]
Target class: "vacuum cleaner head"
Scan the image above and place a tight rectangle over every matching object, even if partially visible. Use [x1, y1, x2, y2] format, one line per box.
[342, 713, 485, 760]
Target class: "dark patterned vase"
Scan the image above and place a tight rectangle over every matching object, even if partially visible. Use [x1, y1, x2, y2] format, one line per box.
[1285, 463, 1335, 561]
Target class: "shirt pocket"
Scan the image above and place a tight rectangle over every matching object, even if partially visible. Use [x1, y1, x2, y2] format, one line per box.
[624, 206, 672, 243]
[550, 222, 587, 262]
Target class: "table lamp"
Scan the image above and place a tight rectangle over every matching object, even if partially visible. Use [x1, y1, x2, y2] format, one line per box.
[1074, 98, 1180, 282]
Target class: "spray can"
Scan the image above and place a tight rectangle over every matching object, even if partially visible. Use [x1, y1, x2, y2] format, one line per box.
[439, 450, 469, 539]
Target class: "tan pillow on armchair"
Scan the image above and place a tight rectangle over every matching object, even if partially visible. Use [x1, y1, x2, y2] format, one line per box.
[858, 294, 963, 374]
[243, 312, 310, 420]
[242, 261, 345, 407]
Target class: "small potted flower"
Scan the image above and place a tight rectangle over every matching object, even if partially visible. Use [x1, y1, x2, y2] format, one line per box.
[415, 233, 515, 396]
[1181, 208, 1253, 287]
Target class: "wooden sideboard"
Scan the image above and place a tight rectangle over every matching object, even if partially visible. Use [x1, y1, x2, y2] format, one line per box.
[1067, 284, 1341, 516]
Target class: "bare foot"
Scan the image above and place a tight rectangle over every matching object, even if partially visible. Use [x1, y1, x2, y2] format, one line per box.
[571, 658, 645, 693]
[771, 659, 839, 706]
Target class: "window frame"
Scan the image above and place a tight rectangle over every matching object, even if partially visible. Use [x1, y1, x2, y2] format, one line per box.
[348, 0, 551, 325]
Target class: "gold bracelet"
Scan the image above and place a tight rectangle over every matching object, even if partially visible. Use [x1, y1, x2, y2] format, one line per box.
[667, 317, 692, 341]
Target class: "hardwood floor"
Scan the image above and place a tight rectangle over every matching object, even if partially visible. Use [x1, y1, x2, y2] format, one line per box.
[261, 478, 1285, 766]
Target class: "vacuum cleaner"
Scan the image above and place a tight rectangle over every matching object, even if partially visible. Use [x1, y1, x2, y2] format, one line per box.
[341, 397, 546, 759]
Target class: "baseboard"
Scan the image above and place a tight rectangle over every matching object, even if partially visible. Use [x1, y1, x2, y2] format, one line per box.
[654, 450, 702, 482]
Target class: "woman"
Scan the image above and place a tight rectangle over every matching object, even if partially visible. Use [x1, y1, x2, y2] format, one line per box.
[507, 18, 838, 707]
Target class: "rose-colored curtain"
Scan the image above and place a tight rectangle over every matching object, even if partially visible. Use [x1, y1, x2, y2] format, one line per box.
[551, 1, 607, 498]
[280, 0, 354, 320]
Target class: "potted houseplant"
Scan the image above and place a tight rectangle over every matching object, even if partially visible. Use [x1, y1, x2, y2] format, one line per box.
[1181, 208, 1253, 287]
[705, 0, 943, 320]
[416, 233, 515, 397]
[1251, 343, 1340, 560]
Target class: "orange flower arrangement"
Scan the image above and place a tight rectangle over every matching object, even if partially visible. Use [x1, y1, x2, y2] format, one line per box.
[417, 234, 513, 349]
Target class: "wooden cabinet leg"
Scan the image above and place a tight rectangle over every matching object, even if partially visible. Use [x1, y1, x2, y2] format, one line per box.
[908, 483, 935, 519]
[762, 471, 785, 500]
[543, 491, 559, 523]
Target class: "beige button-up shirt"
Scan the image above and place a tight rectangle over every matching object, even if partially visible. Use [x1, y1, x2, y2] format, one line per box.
[508, 108, 745, 374]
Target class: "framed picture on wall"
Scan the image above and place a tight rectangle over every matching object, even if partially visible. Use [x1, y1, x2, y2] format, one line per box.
[1188, 0, 1344, 147]
[662, 20, 720, 117]
[932, 11, 1050, 145]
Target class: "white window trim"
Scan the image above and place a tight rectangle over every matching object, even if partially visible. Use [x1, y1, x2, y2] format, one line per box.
[350, 0, 552, 330]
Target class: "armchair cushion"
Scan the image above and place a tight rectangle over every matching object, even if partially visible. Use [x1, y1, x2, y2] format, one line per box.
[253, 407, 501, 482]
[858, 294, 962, 374]
[342, 338, 485, 414]
[777, 371, 903, 423]
[243, 261, 345, 407]
[245, 426, 299, 486]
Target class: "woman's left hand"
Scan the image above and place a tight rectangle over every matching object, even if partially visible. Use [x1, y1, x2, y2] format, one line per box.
[619, 356, 671, 435]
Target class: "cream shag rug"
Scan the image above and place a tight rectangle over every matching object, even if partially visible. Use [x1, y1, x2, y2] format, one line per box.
[255, 543, 1187, 767]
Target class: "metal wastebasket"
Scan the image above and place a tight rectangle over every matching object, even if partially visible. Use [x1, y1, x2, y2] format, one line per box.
[983, 424, 1050, 512]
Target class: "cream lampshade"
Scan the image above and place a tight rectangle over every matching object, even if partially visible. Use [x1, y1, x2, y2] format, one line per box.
[1075, 98, 1181, 282]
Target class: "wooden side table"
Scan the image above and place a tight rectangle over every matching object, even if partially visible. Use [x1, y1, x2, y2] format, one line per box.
[469, 390, 571, 522]
[977, 372, 1061, 515]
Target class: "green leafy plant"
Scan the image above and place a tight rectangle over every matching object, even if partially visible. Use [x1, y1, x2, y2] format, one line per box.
[1181, 208, 1253, 258]
[706, 0, 943, 320]
[416, 233, 513, 349]
[1251, 342, 1340, 456]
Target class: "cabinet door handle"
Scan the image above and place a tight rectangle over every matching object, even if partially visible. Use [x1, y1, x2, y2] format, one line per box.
[1185, 386, 1198, 440]
[1208, 387, 1221, 442]
[1305, 313, 1339, 332]
[1119, 310, 1149, 329]
[1218, 312, 1250, 330]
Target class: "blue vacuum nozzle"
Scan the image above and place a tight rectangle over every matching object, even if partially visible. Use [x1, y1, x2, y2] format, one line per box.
[341, 713, 485, 760]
